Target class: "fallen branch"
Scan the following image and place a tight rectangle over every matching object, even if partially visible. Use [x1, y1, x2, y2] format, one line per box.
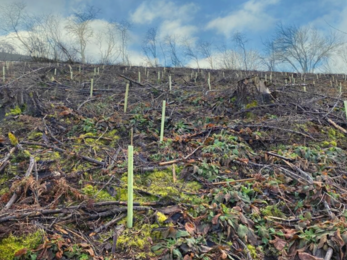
[93, 213, 126, 234]
[117, 74, 145, 86]
[3, 156, 35, 210]
[0, 147, 16, 172]
[326, 118, 347, 134]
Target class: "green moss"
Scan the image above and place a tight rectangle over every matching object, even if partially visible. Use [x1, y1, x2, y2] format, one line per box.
[118, 169, 202, 204]
[245, 100, 258, 109]
[322, 141, 337, 147]
[5, 105, 22, 116]
[82, 184, 116, 201]
[184, 181, 202, 191]
[27, 132, 43, 140]
[156, 212, 168, 224]
[261, 204, 285, 218]
[117, 223, 158, 256]
[0, 187, 9, 196]
[35, 151, 60, 161]
[0, 230, 43, 260]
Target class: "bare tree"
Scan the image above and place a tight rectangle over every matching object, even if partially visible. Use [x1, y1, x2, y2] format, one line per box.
[261, 40, 280, 72]
[97, 22, 120, 64]
[116, 21, 132, 65]
[0, 41, 17, 60]
[233, 32, 249, 71]
[273, 23, 342, 73]
[142, 27, 158, 66]
[159, 41, 168, 67]
[217, 44, 239, 70]
[165, 35, 182, 67]
[43, 15, 77, 62]
[0, 1, 42, 58]
[65, 5, 99, 63]
[198, 40, 214, 69]
[183, 39, 200, 69]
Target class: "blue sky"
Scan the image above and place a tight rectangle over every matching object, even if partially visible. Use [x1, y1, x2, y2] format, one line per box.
[0, 0, 347, 71]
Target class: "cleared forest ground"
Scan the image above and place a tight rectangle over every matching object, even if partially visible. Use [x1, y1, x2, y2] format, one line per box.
[0, 62, 347, 260]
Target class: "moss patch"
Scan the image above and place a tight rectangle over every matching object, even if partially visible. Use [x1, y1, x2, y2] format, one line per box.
[0, 230, 43, 260]
[81, 184, 116, 201]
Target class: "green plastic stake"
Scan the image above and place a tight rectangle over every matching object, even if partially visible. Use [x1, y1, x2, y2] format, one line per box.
[70, 71, 73, 80]
[54, 68, 57, 76]
[127, 145, 134, 228]
[97, 67, 100, 75]
[340, 83, 342, 94]
[79, 65, 81, 73]
[344, 101, 347, 120]
[160, 100, 166, 142]
[158, 71, 160, 82]
[2, 66, 5, 82]
[138, 71, 141, 83]
[90, 78, 94, 98]
[94, 67, 96, 76]
[303, 86, 306, 92]
[124, 81, 129, 113]
[169, 75, 172, 91]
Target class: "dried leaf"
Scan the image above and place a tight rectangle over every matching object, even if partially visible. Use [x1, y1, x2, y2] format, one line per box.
[14, 248, 27, 257]
[185, 222, 196, 235]
[298, 252, 323, 260]
[220, 249, 228, 259]
[183, 254, 193, 260]
[270, 236, 286, 251]
[283, 228, 297, 239]
[212, 213, 221, 225]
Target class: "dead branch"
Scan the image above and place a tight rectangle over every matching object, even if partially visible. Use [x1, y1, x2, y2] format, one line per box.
[3, 156, 35, 210]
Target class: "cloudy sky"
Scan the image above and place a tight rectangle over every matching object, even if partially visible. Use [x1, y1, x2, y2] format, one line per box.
[0, 0, 347, 72]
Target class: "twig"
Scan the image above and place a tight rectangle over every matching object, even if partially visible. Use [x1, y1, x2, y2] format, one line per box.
[107, 147, 122, 171]
[209, 178, 256, 186]
[266, 151, 294, 161]
[77, 97, 96, 111]
[112, 224, 125, 256]
[117, 74, 145, 86]
[242, 124, 316, 140]
[326, 118, 347, 134]
[42, 115, 64, 146]
[94, 214, 126, 233]
[235, 236, 253, 260]
[0, 147, 16, 172]
[324, 247, 333, 260]
[282, 160, 313, 184]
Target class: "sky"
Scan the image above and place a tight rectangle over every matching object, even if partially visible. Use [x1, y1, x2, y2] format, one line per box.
[0, 0, 347, 72]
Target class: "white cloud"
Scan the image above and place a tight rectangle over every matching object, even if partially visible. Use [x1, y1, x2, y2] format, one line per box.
[158, 20, 197, 42]
[206, 0, 279, 37]
[130, 0, 197, 24]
